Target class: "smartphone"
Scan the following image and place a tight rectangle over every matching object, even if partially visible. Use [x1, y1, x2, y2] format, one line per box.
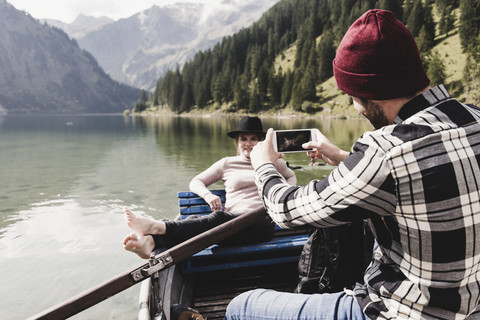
[273, 129, 316, 153]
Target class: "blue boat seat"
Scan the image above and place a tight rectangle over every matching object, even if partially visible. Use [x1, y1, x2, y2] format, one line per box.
[177, 190, 308, 274]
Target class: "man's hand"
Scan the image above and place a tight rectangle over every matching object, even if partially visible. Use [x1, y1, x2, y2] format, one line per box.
[250, 128, 284, 169]
[302, 129, 349, 166]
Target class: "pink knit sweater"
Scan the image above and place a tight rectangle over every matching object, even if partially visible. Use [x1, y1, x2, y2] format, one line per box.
[189, 155, 296, 215]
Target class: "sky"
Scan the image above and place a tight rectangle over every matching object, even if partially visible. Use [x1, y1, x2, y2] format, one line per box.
[7, 0, 222, 23]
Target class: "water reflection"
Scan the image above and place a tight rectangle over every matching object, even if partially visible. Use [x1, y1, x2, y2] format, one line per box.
[130, 115, 371, 185]
[0, 114, 370, 320]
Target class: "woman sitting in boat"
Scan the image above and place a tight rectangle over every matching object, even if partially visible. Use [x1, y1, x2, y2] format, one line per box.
[123, 116, 297, 259]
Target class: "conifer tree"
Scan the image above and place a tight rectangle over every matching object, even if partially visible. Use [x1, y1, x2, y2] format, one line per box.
[459, 0, 480, 55]
[257, 63, 270, 105]
[459, 0, 480, 104]
[416, 25, 434, 57]
[436, 0, 456, 37]
[423, 3, 436, 45]
[153, 79, 161, 106]
[426, 50, 447, 86]
[233, 74, 249, 110]
[299, 67, 317, 102]
[375, 0, 403, 20]
[406, 1, 423, 36]
[281, 70, 294, 107]
[270, 67, 284, 106]
[133, 90, 148, 113]
[407, 1, 435, 56]
[166, 68, 183, 112]
[463, 51, 480, 104]
[403, 0, 414, 22]
[291, 69, 304, 110]
[180, 63, 194, 112]
[212, 75, 225, 105]
[249, 82, 261, 113]
[317, 29, 336, 82]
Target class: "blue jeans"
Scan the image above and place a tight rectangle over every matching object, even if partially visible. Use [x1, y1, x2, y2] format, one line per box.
[225, 289, 368, 320]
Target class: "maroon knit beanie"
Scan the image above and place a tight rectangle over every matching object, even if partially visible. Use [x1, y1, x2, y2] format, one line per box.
[333, 9, 430, 100]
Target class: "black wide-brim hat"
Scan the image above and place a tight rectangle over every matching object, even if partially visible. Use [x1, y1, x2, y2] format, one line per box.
[227, 116, 266, 139]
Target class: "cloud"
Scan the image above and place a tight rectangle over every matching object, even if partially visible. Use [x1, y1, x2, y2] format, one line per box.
[198, 0, 257, 26]
[8, 0, 206, 23]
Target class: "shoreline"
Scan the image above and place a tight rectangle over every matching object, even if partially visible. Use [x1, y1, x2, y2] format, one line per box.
[128, 104, 363, 120]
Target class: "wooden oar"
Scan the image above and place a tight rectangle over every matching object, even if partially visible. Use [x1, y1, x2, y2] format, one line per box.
[27, 209, 267, 320]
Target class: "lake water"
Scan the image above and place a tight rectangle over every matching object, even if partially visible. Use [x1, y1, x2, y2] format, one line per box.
[0, 114, 370, 319]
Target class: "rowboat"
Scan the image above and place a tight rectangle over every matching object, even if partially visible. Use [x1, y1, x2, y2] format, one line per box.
[27, 190, 308, 320]
[137, 190, 309, 320]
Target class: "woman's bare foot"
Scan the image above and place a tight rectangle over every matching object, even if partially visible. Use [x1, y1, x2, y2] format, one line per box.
[124, 207, 166, 235]
[123, 233, 155, 259]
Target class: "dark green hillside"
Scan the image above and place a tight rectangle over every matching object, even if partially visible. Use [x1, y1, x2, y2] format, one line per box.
[0, 0, 140, 113]
[147, 0, 479, 117]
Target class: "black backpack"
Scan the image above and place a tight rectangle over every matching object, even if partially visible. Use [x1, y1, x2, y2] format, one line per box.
[294, 220, 374, 294]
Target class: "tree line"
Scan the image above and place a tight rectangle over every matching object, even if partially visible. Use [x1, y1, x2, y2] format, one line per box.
[133, 0, 480, 114]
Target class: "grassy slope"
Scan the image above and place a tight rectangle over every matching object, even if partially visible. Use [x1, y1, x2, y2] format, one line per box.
[438, 32, 465, 85]
[273, 38, 357, 118]
[271, 14, 466, 118]
[431, 7, 466, 99]
[148, 9, 467, 118]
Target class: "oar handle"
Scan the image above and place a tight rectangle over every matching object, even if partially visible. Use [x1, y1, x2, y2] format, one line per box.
[28, 209, 267, 320]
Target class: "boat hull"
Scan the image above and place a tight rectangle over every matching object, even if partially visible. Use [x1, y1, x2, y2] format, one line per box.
[139, 260, 300, 320]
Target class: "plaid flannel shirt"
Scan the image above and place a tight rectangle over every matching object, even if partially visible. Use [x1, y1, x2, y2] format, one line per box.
[255, 85, 480, 319]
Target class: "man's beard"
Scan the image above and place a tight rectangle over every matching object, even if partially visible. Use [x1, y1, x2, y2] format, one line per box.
[362, 100, 390, 130]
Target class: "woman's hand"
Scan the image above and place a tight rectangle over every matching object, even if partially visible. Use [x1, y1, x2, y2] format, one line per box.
[302, 129, 349, 166]
[204, 193, 222, 212]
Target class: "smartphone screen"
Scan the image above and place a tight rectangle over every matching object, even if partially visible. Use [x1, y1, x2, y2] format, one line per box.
[275, 129, 313, 153]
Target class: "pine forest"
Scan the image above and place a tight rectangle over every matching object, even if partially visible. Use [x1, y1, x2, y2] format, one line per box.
[133, 0, 480, 117]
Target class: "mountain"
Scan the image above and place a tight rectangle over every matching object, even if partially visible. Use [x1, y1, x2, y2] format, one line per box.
[71, 0, 280, 90]
[44, 14, 114, 39]
[0, 0, 140, 114]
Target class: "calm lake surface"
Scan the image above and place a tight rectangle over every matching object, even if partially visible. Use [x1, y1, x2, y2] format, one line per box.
[0, 114, 370, 319]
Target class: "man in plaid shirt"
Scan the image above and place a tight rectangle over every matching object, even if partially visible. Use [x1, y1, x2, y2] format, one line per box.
[225, 9, 480, 320]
